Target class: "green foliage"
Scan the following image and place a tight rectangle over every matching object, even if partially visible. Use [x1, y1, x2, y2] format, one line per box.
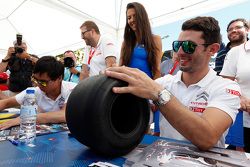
[55, 48, 85, 65]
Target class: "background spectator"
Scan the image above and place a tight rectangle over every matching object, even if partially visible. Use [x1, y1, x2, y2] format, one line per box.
[220, 39, 250, 153]
[119, 2, 162, 79]
[214, 18, 249, 75]
[0, 34, 38, 99]
[218, 18, 249, 152]
[63, 50, 82, 83]
[80, 21, 118, 80]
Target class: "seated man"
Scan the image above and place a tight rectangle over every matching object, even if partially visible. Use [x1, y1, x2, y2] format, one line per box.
[105, 16, 241, 150]
[0, 56, 76, 130]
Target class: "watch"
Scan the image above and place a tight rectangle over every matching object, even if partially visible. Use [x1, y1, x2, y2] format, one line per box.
[153, 89, 171, 106]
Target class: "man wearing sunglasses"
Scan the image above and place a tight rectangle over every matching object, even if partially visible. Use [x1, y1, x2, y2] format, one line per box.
[0, 56, 76, 130]
[105, 16, 241, 150]
[79, 20, 118, 80]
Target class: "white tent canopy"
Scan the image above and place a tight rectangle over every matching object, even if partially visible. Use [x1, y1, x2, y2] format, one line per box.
[0, 0, 247, 59]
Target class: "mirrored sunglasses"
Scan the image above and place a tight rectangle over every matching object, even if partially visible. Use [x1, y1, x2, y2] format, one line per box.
[172, 40, 211, 54]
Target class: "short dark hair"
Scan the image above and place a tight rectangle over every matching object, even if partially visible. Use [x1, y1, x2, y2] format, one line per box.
[226, 18, 249, 32]
[182, 16, 221, 44]
[33, 56, 64, 80]
[63, 50, 74, 55]
[80, 20, 100, 34]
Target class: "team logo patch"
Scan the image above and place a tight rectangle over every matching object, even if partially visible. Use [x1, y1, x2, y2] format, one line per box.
[189, 91, 209, 113]
[226, 89, 241, 96]
[58, 96, 65, 109]
[196, 91, 209, 101]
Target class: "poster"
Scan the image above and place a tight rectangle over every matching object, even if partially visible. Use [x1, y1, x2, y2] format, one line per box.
[124, 139, 250, 167]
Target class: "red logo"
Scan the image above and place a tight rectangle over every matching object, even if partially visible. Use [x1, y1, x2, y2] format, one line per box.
[190, 107, 205, 113]
[226, 89, 241, 96]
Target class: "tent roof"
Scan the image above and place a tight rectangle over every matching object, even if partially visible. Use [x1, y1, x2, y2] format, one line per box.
[0, 0, 247, 59]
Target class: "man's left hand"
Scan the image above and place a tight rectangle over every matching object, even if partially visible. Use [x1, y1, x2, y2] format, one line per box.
[0, 117, 20, 130]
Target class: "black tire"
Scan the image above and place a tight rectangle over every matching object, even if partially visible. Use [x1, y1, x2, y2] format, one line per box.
[66, 74, 150, 157]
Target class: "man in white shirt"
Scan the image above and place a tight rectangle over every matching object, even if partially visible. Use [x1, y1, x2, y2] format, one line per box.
[0, 56, 76, 130]
[105, 16, 241, 150]
[220, 40, 250, 152]
[79, 20, 118, 79]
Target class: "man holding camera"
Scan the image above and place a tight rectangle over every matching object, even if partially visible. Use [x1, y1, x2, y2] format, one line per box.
[63, 50, 82, 83]
[0, 35, 38, 99]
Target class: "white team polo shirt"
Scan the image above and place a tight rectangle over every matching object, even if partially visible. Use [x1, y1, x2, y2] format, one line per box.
[220, 41, 250, 128]
[155, 69, 241, 148]
[83, 35, 118, 76]
[15, 81, 76, 112]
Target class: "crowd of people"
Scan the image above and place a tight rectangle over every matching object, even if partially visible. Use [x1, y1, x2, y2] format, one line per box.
[0, 1, 249, 153]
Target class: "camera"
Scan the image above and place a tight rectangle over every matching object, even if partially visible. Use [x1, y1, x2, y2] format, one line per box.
[64, 57, 75, 68]
[14, 34, 24, 54]
[15, 47, 24, 54]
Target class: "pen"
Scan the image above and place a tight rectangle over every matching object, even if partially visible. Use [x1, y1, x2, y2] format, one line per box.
[8, 138, 19, 146]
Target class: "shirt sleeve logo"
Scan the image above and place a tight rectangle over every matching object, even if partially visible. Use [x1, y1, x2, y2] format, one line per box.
[226, 88, 241, 96]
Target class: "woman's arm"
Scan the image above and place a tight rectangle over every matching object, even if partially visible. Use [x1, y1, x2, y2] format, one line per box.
[153, 35, 162, 79]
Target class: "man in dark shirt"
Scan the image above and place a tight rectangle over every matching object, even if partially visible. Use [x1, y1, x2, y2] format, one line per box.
[214, 18, 249, 75]
[0, 39, 38, 99]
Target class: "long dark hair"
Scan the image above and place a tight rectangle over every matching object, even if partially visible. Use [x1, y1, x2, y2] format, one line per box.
[121, 2, 158, 76]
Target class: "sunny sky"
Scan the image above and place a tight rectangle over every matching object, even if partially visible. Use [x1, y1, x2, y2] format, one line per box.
[153, 0, 250, 51]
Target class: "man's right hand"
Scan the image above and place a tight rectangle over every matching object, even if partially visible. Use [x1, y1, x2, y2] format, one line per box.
[105, 66, 163, 101]
[79, 64, 90, 80]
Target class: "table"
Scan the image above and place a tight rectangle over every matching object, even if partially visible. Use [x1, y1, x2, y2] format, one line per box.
[0, 131, 249, 167]
[0, 131, 157, 167]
